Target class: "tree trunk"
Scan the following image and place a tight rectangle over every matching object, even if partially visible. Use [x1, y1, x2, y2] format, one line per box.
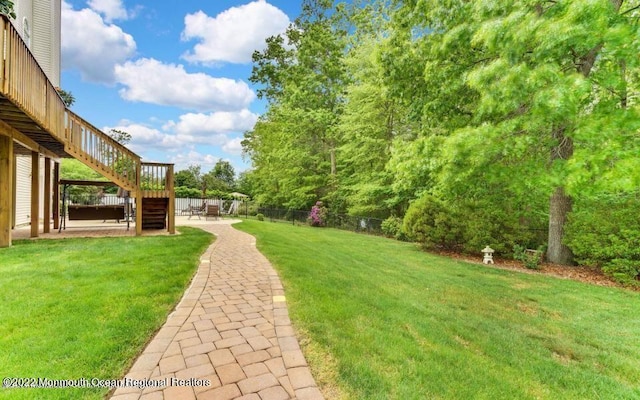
[547, 186, 574, 264]
[330, 147, 337, 176]
[545, 34, 606, 265]
[547, 125, 574, 265]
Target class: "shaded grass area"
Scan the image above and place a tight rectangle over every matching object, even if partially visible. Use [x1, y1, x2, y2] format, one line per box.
[0, 227, 213, 400]
[235, 220, 640, 400]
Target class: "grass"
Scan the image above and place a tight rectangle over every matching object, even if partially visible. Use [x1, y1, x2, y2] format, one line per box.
[0, 227, 213, 400]
[235, 219, 640, 400]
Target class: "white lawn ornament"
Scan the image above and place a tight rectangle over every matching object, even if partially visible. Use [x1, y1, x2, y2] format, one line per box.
[482, 246, 495, 264]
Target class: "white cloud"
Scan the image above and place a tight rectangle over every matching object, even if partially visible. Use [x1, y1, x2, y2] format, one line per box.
[114, 58, 255, 111]
[61, 1, 136, 83]
[182, 1, 290, 64]
[105, 123, 182, 153]
[170, 151, 222, 171]
[222, 137, 244, 156]
[167, 110, 258, 137]
[87, 0, 128, 22]
[106, 110, 255, 166]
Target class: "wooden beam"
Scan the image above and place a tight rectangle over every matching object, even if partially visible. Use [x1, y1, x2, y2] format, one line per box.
[167, 164, 175, 235]
[58, 179, 116, 187]
[30, 151, 39, 238]
[0, 120, 61, 161]
[0, 135, 13, 247]
[43, 157, 51, 233]
[53, 161, 59, 230]
[135, 163, 142, 236]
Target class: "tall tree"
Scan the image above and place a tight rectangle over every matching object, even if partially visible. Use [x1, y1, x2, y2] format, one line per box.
[245, 0, 348, 209]
[211, 160, 236, 190]
[393, 0, 640, 264]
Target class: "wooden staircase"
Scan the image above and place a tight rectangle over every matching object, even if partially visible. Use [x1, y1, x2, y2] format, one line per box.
[64, 110, 140, 192]
[0, 15, 175, 236]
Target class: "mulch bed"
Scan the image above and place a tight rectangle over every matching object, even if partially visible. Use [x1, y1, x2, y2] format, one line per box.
[435, 250, 638, 291]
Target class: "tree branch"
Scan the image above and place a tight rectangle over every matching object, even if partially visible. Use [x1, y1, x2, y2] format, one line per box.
[621, 4, 640, 15]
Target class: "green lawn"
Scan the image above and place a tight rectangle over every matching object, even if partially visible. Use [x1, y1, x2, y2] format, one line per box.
[0, 227, 213, 400]
[235, 220, 640, 400]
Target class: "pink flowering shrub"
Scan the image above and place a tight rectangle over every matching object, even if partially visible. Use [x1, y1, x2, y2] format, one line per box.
[308, 201, 327, 227]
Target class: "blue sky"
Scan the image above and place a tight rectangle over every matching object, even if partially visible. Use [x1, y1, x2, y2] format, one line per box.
[60, 0, 302, 174]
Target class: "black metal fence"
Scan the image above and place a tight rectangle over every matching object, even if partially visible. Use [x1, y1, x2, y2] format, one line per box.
[257, 207, 385, 235]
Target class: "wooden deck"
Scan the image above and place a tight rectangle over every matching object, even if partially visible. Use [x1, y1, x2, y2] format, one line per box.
[0, 15, 175, 247]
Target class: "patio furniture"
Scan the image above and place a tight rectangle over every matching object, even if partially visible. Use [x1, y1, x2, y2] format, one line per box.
[206, 204, 220, 220]
[187, 203, 207, 220]
[68, 205, 125, 222]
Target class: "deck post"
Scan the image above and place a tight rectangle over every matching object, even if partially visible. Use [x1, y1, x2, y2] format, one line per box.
[53, 161, 60, 230]
[135, 162, 142, 236]
[167, 164, 175, 234]
[0, 135, 14, 247]
[30, 151, 40, 238]
[43, 157, 51, 233]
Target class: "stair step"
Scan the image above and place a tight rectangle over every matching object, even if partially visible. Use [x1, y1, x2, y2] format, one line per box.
[141, 198, 168, 230]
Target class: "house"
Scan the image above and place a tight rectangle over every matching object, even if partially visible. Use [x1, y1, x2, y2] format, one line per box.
[11, 0, 60, 228]
[0, 1, 175, 247]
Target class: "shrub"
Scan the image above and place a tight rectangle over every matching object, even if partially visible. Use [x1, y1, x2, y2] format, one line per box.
[513, 244, 545, 270]
[403, 194, 463, 250]
[246, 202, 260, 216]
[565, 196, 640, 285]
[256, 213, 265, 221]
[381, 216, 408, 241]
[175, 186, 202, 199]
[308, 201, 327, 227]
[602, 259, 640, 286]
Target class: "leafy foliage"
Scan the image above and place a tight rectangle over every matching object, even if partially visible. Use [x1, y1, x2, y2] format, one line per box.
[380, 216, 407, 241]
[513, 244, 545, 270]
[402, 194, 462, 250]
[172, 162, 237, 199]
[565, 195, 640, 285]
[307, 201, 327, 227]
[56, 88, 75, 107]
[0, 0, 15, 19]
[60, 159, 108, 200]
[243, 0, 640, 270]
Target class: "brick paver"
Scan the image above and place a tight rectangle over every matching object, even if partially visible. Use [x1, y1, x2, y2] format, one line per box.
[110, 218, 323, 400]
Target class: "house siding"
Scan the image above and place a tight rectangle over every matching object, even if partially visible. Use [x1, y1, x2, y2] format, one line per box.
[32, 0, 61, 86]
[14, 156, 31, 227]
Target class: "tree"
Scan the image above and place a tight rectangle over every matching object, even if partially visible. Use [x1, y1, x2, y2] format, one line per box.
[0, 0, 15, 19]
[245, 0, 348, 209]
[387, 0, 640, 265]
[57, 88, 75, 107]
[60, 159, 107, 200]
[108, 129, 131, 145]
[235, 170, 256, 197]
[211, 160, 236, 190]
[174, 169, 199, 189]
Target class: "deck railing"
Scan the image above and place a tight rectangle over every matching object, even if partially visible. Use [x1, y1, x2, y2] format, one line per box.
[0, 16, 66, 142]
[65, 110, 140, 191]
[140, 162, 174, 198]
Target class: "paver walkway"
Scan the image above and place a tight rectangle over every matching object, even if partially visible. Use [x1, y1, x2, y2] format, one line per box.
[110, 220, 324, 400]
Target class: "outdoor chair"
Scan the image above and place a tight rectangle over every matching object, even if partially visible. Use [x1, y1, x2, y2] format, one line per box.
[205, 204, 220, 220]
[187, 203, 207, 220]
